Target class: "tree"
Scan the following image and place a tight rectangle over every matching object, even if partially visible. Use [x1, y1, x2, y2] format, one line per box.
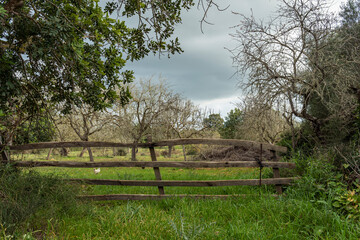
[236, 97, 290, 144]
[230, 0, 344, 143]
[299, 0, 360, 145]
[112, 78, 178, 161]
[0, 0, 218, 146]
[219, 108, 243, 139]
[203, 113, 224, 132]
[13, 116, 55, 145]
[340, 0, 360, 26]
[161, 97, 207, 160]
[1, 0, 135, 116]
[64, 106, 111, 161]
[315, 0, 360, 144]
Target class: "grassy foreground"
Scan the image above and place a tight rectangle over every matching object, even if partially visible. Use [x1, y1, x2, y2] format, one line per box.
[49, 197, 360, 240]
[1, 149, 360, 239]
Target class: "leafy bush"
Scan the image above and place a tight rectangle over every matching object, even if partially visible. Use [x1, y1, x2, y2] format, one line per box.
[278, 124, 317, 157]
[185, 145, 198, 156]
[333, 184, 360, 220]
[0, 164, 83, 236]
[13, 117, 55, 145]
[286, 154, 344, 202]
[114, 148, 127, 156]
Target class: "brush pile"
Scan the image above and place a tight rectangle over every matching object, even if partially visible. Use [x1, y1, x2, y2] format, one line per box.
[197, 146, 272, 162]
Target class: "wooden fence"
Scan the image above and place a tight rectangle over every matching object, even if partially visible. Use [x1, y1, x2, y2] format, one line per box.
[0, 138, 296, 200]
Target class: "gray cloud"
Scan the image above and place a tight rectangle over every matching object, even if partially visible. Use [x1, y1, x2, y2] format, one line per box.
[125, 0, 342, 114]
[127, 0, 279, 99]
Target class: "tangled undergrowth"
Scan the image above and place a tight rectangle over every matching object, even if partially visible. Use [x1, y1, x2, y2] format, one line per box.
[0, 164, 86, 238]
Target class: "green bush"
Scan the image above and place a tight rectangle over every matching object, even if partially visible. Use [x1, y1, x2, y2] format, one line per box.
[185, 145, 198, 155]
[285, 154, 343, 202]
[113, 148, 127, 156]
[333, 184, 360, 220]
[284, 153, 360, 220]
[0, 164, 83, 236]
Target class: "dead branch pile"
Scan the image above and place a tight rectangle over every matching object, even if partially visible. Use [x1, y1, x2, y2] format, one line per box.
[197, 146, 272, 162]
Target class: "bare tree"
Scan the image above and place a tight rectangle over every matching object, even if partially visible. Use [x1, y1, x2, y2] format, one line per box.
[64, 106, 111, 162]
[236, 96, 290, 145]
[230, 0, 342, 140]
[112, 78, 178, 161]
[160, 97, 208, 160]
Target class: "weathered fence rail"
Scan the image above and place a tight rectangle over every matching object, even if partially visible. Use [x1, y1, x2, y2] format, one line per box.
[68, 178, 298, 187]
[1, 138, 286, 152]
[10, 160, 295, 168]
[0, 138, 295, 200]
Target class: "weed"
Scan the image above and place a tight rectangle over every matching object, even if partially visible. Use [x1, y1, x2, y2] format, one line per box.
[333, 184, 360, 220]
[123, 202, 143, 222]
[169, 212, 214, 240]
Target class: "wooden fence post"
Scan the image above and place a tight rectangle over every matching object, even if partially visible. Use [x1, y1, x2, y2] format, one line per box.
[270, 150, 282, 194]
[147, 136, 165, 195]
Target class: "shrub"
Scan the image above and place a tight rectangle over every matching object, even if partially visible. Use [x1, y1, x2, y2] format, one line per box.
[114, 148, 127, 156]
[0, 164, 83, 236]
[286, 154, 343, 201]
[185, 145, 198, 155]
[333, 184, 360, 220]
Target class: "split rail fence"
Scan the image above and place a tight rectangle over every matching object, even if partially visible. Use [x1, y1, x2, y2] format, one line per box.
[0, 138, 296, 200]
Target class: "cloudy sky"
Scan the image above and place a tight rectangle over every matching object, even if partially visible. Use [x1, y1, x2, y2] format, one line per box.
[126, 0, 344, 117]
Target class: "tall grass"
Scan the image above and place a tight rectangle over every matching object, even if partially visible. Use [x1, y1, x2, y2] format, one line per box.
[35, 197, 360, 239]
[0, 164, 85, 238]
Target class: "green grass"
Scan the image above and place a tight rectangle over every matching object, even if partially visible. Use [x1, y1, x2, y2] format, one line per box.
[2, 149, 360, 239]
[45, 167, 272, 195]
[19, 196, 360, 239]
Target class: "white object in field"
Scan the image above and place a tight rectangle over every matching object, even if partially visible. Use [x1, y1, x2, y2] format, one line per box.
[94, 168, 101, 174]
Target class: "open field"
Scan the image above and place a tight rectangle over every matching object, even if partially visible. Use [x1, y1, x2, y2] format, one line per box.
[2, 148, 360, 239]
[13, 147, 274, 196]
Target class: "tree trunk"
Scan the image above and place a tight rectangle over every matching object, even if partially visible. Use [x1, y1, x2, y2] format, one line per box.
[46, 148, 53, 160]
[60, 147, 68, 157]
[168, 146, 172, 158]
[131, 144, 137, 161]
[79, 147, 87, 157]
[87, 147, 94, 162]
[311, 120, 325, 144]
[113, 147, 116, 156]
[0, 136, 10, 162]
[182, 145, 187, 161]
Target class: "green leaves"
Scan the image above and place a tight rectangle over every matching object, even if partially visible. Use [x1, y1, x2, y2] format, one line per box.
[1, 0, 134, 115]
[1, 0, 198, 144]
[333, 185, 360, 220]
[0, 6, 7, 19]
[219, 108, 243, 139]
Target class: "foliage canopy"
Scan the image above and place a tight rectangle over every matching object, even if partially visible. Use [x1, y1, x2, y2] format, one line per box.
[0, 0, 195, 116]
[0, 0, 205, 144]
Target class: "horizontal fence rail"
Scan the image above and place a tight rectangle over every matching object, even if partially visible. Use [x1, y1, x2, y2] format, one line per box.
[68, 177, 299, 187]
[0, 138, 287, 153]
[1, 138, 295, 200]
[79, 194, 279, 201]
[10, 160, 296, 169]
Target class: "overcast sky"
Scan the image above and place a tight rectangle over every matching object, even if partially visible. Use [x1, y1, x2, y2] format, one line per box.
[126, 0, 344, 117]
